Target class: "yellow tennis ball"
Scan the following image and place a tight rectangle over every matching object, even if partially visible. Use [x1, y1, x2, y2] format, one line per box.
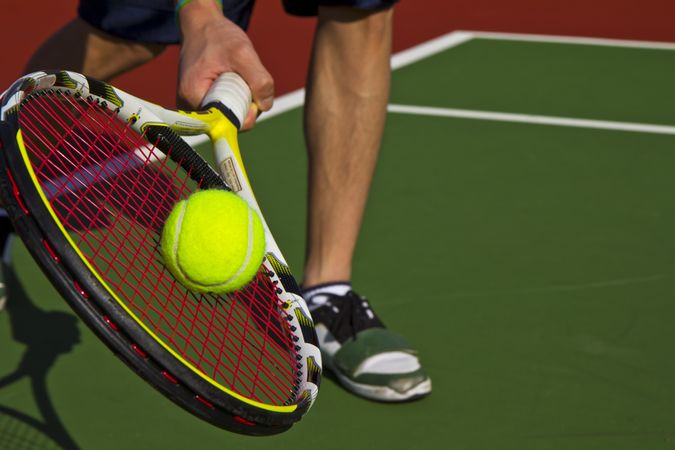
[160, 189, 265, 294]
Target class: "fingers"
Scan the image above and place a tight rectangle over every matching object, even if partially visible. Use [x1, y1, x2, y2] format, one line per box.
[241, 104, 261, 131]
[178, 37, 274, 114]
[236, 52, 274, 113]
[177, 3, 274, 125]
[176, 64, 209, 109]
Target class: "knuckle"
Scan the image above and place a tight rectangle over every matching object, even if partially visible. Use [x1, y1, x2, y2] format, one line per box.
[253, 75, 274, 95]
[230, 40, 253, 60]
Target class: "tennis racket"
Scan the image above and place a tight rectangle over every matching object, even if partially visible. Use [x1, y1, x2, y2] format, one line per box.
[0, 70, 321, 435]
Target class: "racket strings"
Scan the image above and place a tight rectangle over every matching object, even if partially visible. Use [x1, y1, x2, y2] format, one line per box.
[22, 97, 175, 229]
[27, 92, 299, 401]
[18, 91, 299, 405]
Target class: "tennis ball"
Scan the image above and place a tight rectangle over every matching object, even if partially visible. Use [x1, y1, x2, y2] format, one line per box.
[160, 189, 265, 294]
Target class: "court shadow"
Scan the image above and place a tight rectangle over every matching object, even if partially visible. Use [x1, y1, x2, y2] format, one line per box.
[0, 257, 81, 450]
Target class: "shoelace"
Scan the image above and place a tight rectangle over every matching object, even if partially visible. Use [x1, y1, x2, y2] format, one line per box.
[322, 291, 384, 342]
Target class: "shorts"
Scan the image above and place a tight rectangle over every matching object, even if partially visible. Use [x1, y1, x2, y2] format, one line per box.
[282, 0, 398, 16]
[78, 0, 398, 45]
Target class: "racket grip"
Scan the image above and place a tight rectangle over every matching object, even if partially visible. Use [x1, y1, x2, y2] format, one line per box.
[201, 73, 251, 130]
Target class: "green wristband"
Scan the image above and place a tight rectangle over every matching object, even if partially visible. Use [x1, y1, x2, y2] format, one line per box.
[176, 0, 224, 14]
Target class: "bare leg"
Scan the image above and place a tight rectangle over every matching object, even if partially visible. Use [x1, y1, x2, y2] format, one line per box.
[301, 10, 432, 401]
[25, 18, 165, 81]
[303, 6, 393, 286]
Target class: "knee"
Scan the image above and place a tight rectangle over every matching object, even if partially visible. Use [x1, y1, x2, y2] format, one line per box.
[82, 30, 165, 80]
[318, 5, 394, 39]
[25, 18, 165, 81]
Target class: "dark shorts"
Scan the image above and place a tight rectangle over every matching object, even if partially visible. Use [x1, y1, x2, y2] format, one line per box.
[78, 0, 398, 44]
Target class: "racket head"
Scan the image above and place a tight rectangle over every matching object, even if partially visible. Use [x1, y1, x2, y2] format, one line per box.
[0, 71, 320, 434]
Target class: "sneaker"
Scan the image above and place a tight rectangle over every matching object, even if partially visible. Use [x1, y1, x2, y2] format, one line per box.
[308, 289, 431, 402]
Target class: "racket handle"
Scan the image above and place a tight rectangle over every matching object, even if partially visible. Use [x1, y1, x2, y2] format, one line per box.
[201, 73, 251, 130]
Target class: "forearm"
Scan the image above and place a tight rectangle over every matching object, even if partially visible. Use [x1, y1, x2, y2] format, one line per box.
[176, 0, 225, 38]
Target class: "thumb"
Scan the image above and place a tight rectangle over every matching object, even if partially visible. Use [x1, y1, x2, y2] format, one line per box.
[241, 104, 261, 131]
[177, 67, 215, 110]
[235, 54, 275, 112]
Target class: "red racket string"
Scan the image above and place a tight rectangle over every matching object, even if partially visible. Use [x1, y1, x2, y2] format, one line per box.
[21, 95, 294, 400]
[17, 92, 298, 404]
[23, 93, 298, 402]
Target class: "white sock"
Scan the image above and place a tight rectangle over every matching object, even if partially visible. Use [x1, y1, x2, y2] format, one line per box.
[302, 282, 351, 310]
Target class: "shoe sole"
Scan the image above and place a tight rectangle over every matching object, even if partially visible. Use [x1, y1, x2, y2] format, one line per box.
[327, 359, 432, 402]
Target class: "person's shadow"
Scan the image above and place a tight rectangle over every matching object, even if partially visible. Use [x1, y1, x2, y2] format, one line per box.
[0, 248, 81, 450]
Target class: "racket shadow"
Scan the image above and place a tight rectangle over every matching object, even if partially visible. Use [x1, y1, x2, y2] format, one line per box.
[1, 257, 81, 450]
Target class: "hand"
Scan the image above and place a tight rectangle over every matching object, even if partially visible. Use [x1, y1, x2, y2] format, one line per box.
[177, 0, 273, 129]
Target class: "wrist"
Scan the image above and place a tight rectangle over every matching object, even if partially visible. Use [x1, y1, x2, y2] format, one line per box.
[176, 0, 222, 11]
[176, 0, 223, 33]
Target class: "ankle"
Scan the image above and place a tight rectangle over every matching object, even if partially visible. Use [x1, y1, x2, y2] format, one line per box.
[301, 281, 352, 308]
[302, 265, 352, 288]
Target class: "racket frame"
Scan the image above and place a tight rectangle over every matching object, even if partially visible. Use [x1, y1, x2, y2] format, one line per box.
[0, 71, 320, 435]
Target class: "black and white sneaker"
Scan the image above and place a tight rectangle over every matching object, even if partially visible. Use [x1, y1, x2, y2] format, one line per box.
[304, 285, 431, 402]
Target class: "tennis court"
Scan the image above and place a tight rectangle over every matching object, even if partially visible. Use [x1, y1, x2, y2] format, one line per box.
[2, 31, 675, 450]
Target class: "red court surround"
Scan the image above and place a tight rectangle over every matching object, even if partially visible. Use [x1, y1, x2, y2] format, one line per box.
[2, 0, 674, 106]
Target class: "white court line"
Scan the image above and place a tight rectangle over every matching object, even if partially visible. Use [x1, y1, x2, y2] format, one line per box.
[123, 30, 675, 185]
[258, 88, 305, 122]
[390, 31, 475, 69]
[387, 104, 675, 136]
[258, 31, 475, 122]
[198, 29, 675, 141]
[383, 31, 675, 134]
[469, 30, 675, 50]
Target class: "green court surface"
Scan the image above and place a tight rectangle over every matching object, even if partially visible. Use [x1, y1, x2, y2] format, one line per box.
[3, 35, 675, 450]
